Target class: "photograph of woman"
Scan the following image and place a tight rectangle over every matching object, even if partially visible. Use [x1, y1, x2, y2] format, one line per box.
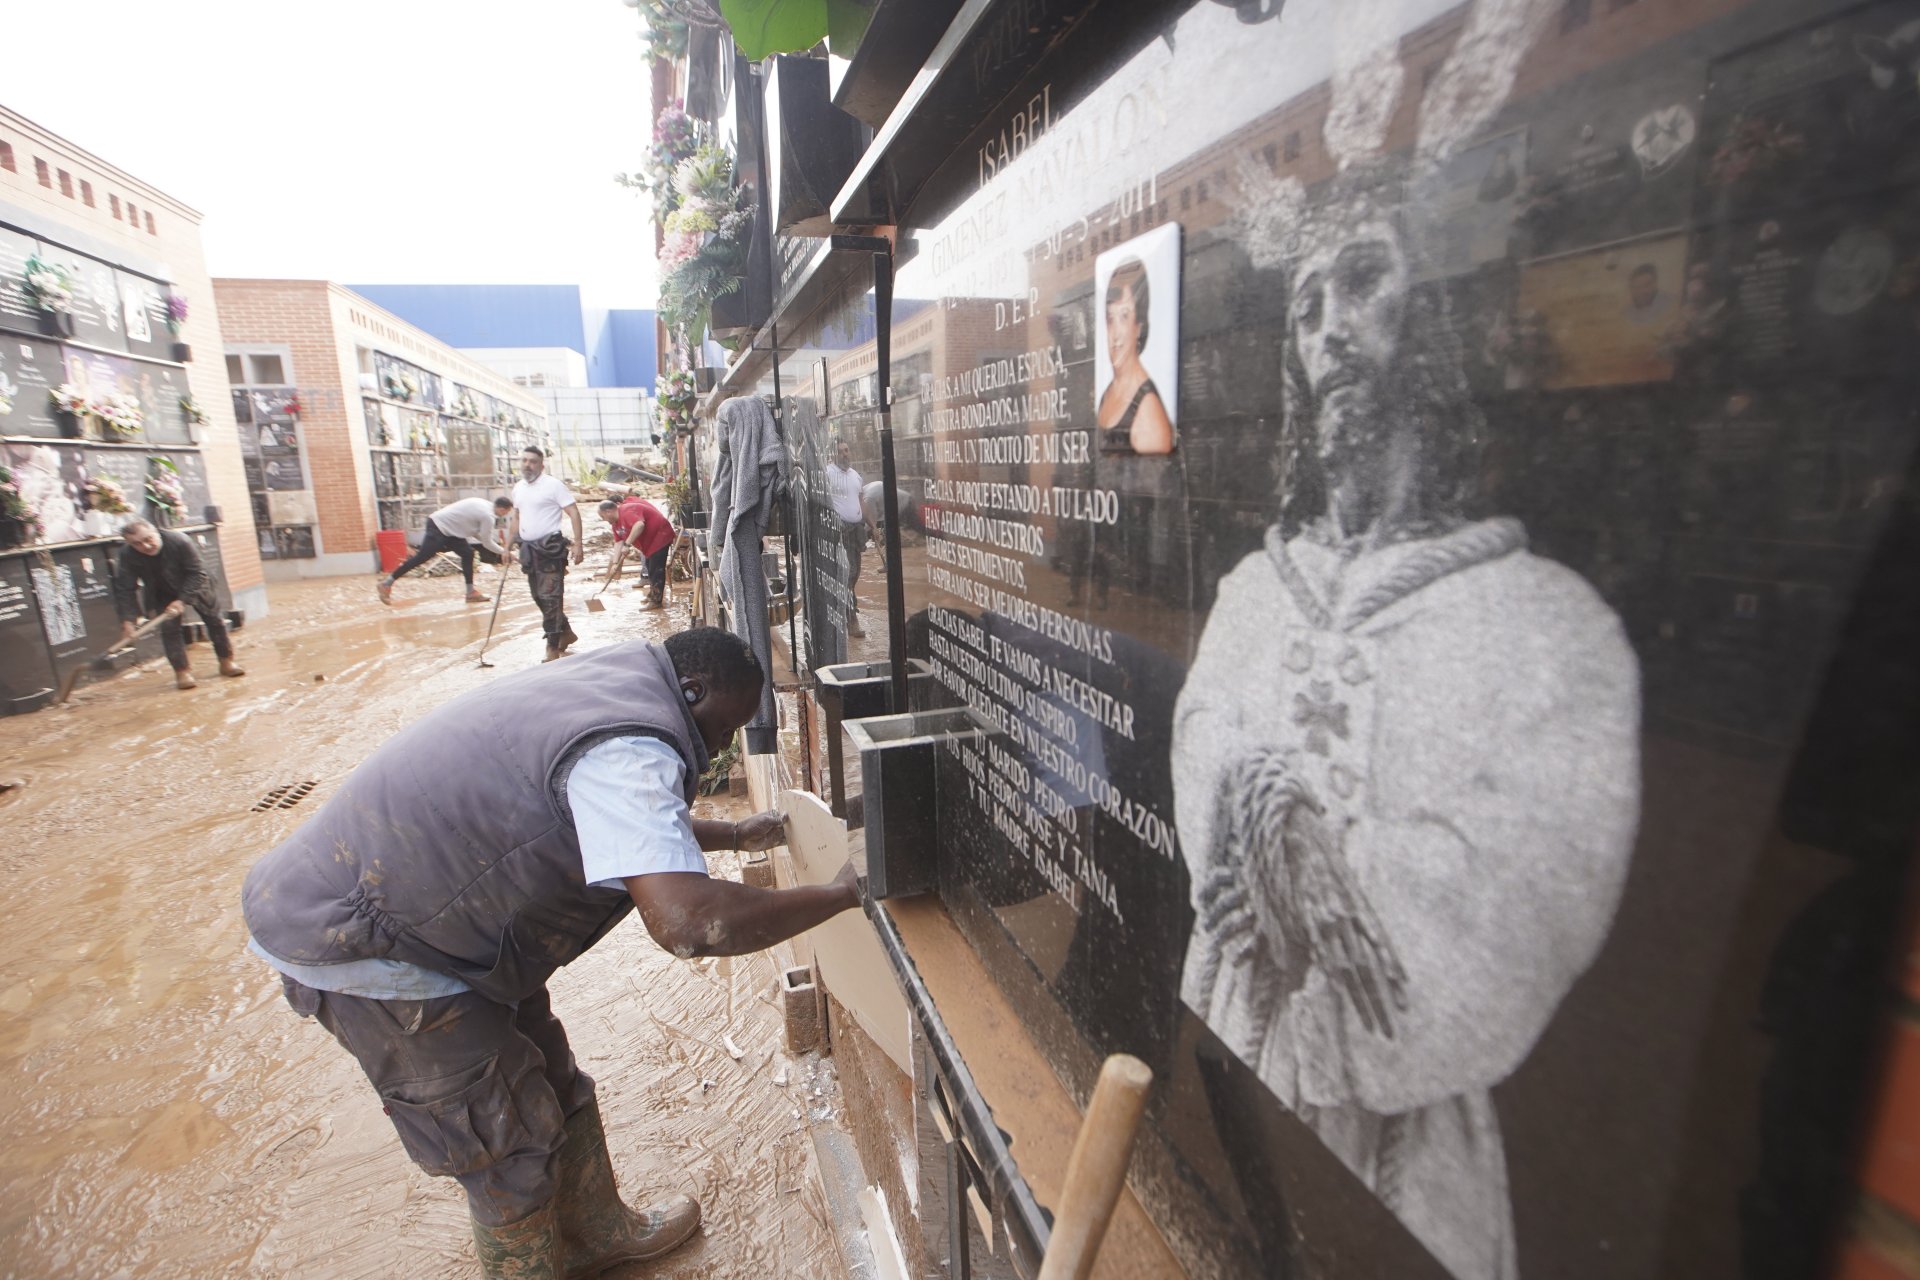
[1095, 225, 1180, 455]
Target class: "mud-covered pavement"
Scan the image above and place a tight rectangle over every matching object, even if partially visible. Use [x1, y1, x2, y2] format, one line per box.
[0, 555, 843, 1278]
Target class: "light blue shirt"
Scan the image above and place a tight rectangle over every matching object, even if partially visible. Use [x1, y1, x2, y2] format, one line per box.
[249, 736, 707, 999]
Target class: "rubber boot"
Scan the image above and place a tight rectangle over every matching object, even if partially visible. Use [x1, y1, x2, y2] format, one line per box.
[472, 1201, 563, 1279]
[558, 626, 578, 654]
[174, 668, 197, 690]
[219, 656, 246, 678]
[556, 1100, 700, 1277]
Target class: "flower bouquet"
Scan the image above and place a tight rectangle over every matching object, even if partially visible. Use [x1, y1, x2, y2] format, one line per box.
[85, 475, 132, 515]
[97, 392, 145, 439]
[23, 254, 77, 336]
[146, 458, 186, 524]
[0, 464, 46, 548]
[0, 369, 16, 418]
[180, 395, 210, 427]
[165, 293, 194, 360]
[50, 384, 95, 437]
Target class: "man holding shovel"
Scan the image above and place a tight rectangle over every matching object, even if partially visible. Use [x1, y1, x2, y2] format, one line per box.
[242, 627, 859, 1278]
[597, 496, 675, 609]
[505, 446, 583, 662]
[113, 519, 243, 691]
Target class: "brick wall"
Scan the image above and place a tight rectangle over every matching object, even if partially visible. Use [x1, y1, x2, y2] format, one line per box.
[0, 107, 265, 603]
[211, 279, 372, 563]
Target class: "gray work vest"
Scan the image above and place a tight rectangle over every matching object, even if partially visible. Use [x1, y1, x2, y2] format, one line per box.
[242, 640, 708, 1003]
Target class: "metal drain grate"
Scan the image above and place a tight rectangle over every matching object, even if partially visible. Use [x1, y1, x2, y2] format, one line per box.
[253, 780, 318, 813]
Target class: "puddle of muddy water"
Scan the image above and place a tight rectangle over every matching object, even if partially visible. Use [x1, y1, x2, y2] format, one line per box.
[0, 562, 845, 1279]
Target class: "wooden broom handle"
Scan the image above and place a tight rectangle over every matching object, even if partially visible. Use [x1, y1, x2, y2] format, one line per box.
[1036, 1054, 1153, 1280]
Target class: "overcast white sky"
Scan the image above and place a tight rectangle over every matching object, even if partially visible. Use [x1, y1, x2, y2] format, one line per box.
[5, 0, 660, 309]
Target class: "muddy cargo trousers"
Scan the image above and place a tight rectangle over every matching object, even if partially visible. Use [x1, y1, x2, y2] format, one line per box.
[147, 586, 234, 672]
[519, 533, 571, 644]
[280, 977, 592, 1225]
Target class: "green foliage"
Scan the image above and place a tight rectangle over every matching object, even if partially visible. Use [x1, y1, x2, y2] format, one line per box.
[656, 141, 749, 348]
[699, 739, 742, 795]
[662, 472, 695, 524]
[716, 0, 827, 60]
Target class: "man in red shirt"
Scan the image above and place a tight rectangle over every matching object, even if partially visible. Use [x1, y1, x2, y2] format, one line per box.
[598, 496, 676, 608]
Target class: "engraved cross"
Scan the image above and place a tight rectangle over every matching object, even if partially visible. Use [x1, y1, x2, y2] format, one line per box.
[1292, 680, 1349, 757]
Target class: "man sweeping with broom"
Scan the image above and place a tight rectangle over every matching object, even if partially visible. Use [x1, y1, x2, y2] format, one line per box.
[241, 627, 858, 1278]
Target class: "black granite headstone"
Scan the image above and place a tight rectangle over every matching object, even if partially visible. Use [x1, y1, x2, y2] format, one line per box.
[779, 1, 1920, 1276]
[0, 228, 42, 332]
[0, 557, 56, 710]
[0, 335, 65, 436]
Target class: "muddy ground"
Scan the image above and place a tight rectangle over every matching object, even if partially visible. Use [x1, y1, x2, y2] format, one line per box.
[0, 556, 844, 1278]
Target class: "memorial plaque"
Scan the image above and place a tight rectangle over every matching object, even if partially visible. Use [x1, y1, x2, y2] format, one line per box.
[116, 271, 173, 361]
[3, 439, 87, 543]
[81, 448, 153, 527]
[65, 252, 124, 352]
[153, 449, 213, 519]
[0, 336, 64, 436]
[1519, 52, 1703, 259]
[0, 228, 39, 332]
[0, 558, 56, 708]
[778, 2, 1920, 1276]
[34, 545, 118, 672]
[1696, 0, 1920, 220]
[181, 526, 234, 612]
[270, 525, 315, 559]
[62, 348, 190, 445]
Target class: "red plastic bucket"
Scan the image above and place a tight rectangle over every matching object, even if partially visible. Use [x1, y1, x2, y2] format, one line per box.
[376, 529, 409, 573]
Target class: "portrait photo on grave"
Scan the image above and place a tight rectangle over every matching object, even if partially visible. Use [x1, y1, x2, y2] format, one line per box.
[1172, 157, 1642, 1280]
[1094, 223, 1180, 456]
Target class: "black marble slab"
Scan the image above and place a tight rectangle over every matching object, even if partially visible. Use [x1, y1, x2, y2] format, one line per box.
[827, 0, 970, 129]
[784, 0, 1920, 1275]
[0, 559, 56, 711]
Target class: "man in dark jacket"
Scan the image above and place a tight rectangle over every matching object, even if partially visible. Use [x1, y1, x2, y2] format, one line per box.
[242, 627, 859, 1278]
[114, 519, 244, 690]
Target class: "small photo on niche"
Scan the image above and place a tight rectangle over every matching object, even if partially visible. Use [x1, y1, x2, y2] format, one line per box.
[1094, 221, 1180, 456]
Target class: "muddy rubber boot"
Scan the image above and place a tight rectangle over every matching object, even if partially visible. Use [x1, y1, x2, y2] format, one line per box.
[219, 657, 246, 678]
[174, 668, 197, 690]
[472, 1202, 563, 1280]
[377, 577, 394, 605]
[556, 1100, 700, 1277]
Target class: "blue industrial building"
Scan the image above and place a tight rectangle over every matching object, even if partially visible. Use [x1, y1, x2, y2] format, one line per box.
[348, 284, 658, 391]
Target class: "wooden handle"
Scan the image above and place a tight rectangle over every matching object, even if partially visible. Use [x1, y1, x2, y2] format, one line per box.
[1036, 1054, 1153, 1280]
[115, 613, 169, 653]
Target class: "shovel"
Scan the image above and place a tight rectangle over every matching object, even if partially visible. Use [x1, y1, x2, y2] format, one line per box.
[55, 613, 169, 705]
[585, 553, 622, 613]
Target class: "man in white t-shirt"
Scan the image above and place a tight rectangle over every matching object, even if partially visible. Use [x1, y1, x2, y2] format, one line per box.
[824, 438, 871, 637]
[505, 446, 584, 661]
[379, 495, 512, 605]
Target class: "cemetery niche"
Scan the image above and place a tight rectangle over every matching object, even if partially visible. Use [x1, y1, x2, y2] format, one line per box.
[676, 0, 1920, 1273]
